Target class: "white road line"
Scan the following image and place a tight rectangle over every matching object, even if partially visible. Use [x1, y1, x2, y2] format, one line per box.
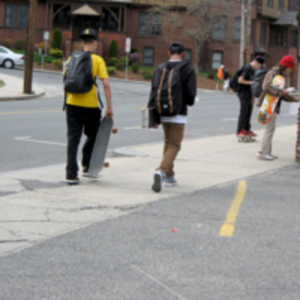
[14, 136, 66, 146]
[222, 118, 237, 122]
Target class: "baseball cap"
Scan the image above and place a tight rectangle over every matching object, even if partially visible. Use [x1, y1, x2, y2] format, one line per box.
[169, 42, 184, 55]
[280, 55, 295, 68]
[80, 28, 98, 41]
[255, 56, 265, 65]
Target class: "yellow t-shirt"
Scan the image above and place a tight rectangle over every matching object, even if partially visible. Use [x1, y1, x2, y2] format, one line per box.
[65, 54, 109, 108]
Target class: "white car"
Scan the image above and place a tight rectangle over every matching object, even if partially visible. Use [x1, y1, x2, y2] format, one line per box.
[0, 46, 24, 69]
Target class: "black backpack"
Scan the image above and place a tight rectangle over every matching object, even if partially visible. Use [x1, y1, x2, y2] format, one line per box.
[64, 51, 94, 94]
[251, 70, 268, 97]
[229, 66, 244, 92]
[152, 61, 187, 116]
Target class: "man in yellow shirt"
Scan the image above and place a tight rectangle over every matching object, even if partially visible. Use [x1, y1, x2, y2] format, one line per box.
[64, 28, 113, 184]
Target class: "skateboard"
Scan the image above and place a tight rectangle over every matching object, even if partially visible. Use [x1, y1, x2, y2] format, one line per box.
[257, 75, 286, 125]
[237, 135, 255, 143]
[88, 116, 117, 177]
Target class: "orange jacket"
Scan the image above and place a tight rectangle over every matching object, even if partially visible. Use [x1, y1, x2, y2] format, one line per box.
[217, 68, 223, 80]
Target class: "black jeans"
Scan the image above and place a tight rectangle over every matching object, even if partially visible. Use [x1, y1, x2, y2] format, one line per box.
[237, 96, 253, 133]
[66, 105, 101, 179]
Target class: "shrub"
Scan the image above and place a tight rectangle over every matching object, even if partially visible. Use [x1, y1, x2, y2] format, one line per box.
[37, 41, 48, 53]
[52, 59, 62, 70]
[207, 71, 217, 79]
[49, 48, 63, 58]
[15, 40, 26, 50]
[130, 48, 139, 53]
[103, 57, 109, 66]
[142, 71, 153, 80]
[107, 66, 116, 75]
[119, 56, 129, 65]
[129, 53, 142, 65]
[51, 29, 62, 49]
[109, 40, 118, 58]
[2, 39, 12, 48]
[116, 61, 125, 71]
[109, 57, 118, 67]
[131, 62, 140, 74]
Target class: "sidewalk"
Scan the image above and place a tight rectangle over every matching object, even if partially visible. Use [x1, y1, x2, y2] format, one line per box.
[0, 73, 45, 101]
[0, 124, 298, 257]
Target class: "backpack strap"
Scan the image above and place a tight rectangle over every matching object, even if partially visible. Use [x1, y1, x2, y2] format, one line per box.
[168, 68, 175, 114]
[157, 68, 167, 114]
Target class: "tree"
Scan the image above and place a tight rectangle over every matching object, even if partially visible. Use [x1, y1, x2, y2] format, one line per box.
[149, 0, 234, 72]
[51, 29, 62, 49]
[109, 40, 118, 58]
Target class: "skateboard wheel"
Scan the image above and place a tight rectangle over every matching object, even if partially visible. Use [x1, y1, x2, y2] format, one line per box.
[104, 162, 110, 168]
[112, 128, 118, 134]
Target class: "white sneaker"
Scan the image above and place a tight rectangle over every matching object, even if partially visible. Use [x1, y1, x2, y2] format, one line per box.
[256, 152, 274, 160]
[164, 176, 178, 187]
[83, 172, 99, 178]
[152, 170, 166, 193]
[270, 154, 278, 159]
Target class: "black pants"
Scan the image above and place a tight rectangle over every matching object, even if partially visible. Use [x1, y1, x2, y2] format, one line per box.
[237, 96, 253, 133]
[66, 105, 101, 179]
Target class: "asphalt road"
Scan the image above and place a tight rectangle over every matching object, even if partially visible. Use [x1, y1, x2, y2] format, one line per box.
[0, 68, 298, 172]
[0, 68, 300, 299]
[1, 165, 299, 300]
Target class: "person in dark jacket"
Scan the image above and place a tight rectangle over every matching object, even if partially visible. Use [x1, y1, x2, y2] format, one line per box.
[147, 42, 197, 192]
[256, 55, 300, 160]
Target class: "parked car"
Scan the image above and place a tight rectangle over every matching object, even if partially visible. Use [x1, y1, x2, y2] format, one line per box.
[0, 46, 24, 69]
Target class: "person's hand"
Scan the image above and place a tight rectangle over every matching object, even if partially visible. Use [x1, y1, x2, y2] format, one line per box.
[105, 108, 113, 119]
[280, 89, 289, 96]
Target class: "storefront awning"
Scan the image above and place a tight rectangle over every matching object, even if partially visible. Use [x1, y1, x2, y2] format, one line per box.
[71, 4, 100, 16]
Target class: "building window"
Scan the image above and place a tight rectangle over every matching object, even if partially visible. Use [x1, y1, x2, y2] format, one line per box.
[53, 5, 71, 29]
[102, 7, 119, 32]
[260, 23, 267, 45]
[143, 47, 154, 66]
[289, 0, 297, 11]
[290, 29, 298, 47]
[278, 0, 284, 10]
[184, 49, 192, 64]
[211, 51, 223, 70]
[267, 0, 273, 7]
[212, 17, 226, 40]
[5, 4, 28, 28]
[138, 13, 148, 35]
[234, 18, 241, 41]
[270, 27, 287, 46]
[138, 13, 161, 36]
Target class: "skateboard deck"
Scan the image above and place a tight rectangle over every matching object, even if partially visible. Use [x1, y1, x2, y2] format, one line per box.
[88, 117, 114, 177]
[257, 75, 285, 125]
[237, 136, 255, 143]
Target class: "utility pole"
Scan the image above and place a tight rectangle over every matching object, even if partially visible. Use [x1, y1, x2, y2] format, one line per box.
[239, 0, 246, 67]
[23, 0, 37, 94]
[245, 0, 252, 64]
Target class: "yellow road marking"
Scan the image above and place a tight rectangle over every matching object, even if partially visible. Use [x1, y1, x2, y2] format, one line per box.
[219, 181, 247, 237]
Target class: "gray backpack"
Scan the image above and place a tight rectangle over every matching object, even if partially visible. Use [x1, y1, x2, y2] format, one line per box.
[251, 70, 268, 97]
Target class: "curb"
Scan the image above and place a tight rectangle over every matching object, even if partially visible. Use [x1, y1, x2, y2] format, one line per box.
[0, 89, 45, 101]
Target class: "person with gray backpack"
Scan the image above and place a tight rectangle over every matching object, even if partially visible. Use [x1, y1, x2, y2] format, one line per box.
[147, 42, 196, 193]
[63, 28, 113, 184]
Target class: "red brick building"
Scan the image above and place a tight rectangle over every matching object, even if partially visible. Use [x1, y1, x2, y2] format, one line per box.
[0, 0, 299, 85]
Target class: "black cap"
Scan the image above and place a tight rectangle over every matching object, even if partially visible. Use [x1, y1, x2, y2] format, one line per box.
[80, 28, 98, 41]
[169, 42, 184, 55]
[255, 55, 265, 65]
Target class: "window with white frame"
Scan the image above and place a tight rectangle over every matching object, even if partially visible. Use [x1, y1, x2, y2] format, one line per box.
[212, 51, 223, 70]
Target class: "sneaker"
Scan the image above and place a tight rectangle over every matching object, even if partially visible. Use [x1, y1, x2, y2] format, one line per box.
[65, 178, 80, 185]
[152, 170, 166, 193]
[236, 129, 248, 137]
[256, 152, 274, 160]
[248, 130, 257, 137]
[164, 176, 178, 187]
[270, 154, 278, 159]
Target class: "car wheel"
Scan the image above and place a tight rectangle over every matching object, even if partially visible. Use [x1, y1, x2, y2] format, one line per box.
[3, 59, 14, 69]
